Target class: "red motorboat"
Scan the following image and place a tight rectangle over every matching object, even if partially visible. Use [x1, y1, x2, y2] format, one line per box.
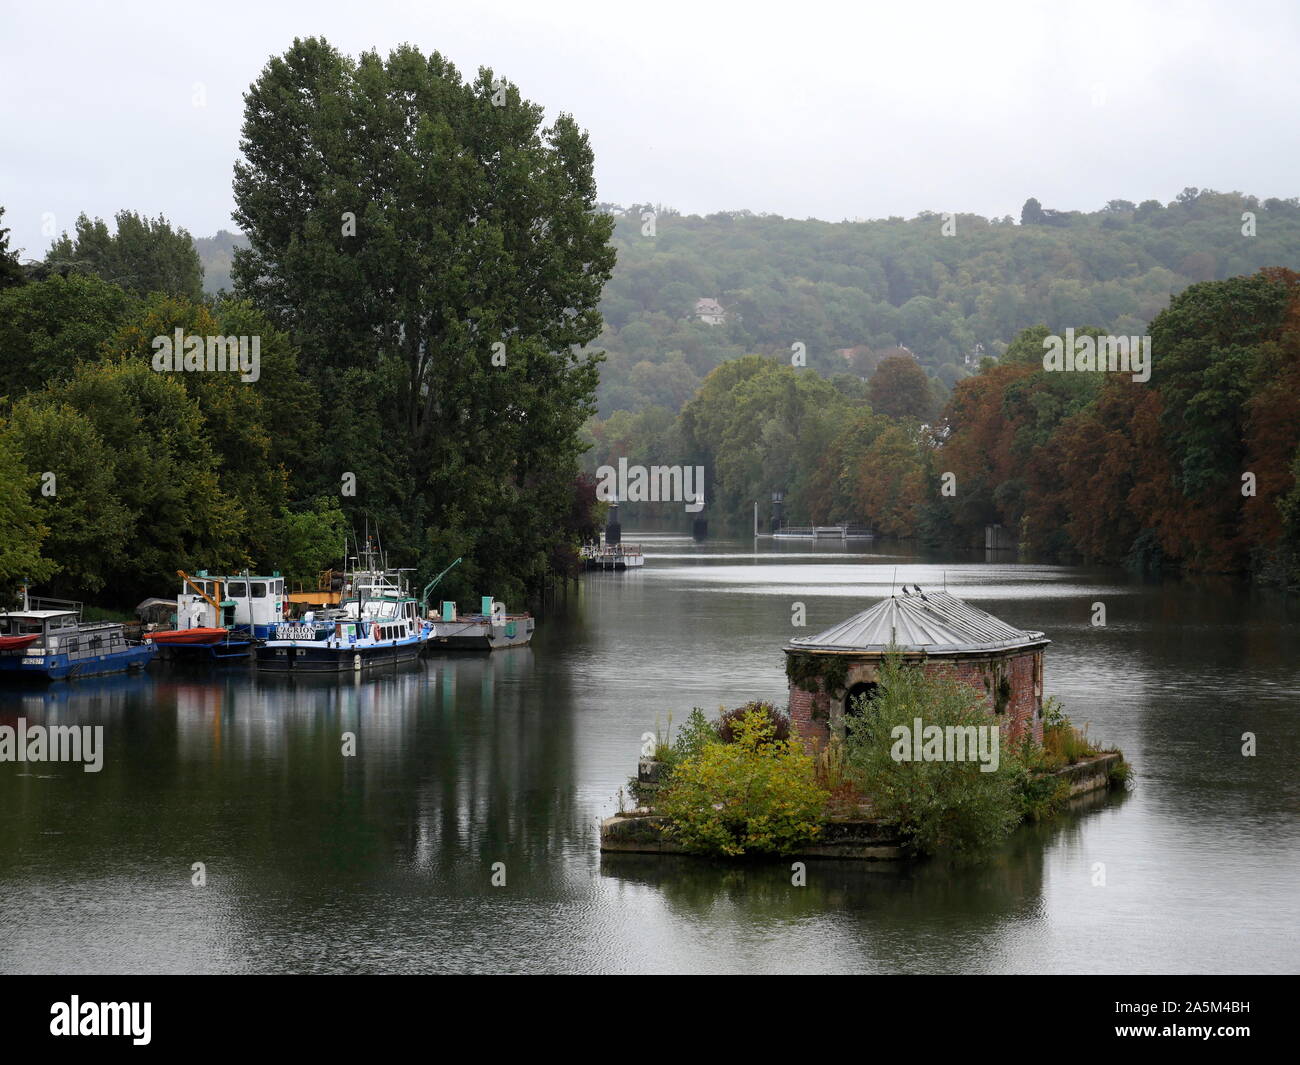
[0, 633, 41, 651]
[146, 627, 231, 646]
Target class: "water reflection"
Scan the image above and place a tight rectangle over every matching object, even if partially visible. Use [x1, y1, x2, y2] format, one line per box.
[0, 536, 1296, 973]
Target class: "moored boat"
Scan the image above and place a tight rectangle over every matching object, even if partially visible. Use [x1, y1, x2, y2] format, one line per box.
[426, 596, 535, 650]
[0, 589, 155, 681]
[256, 542, 432, 672]
[147, 627, 230, 645]
[144, 572, 259, 661]
[579, 543, 644, 570]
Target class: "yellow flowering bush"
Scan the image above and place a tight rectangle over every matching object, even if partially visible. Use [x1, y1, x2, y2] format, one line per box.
[657, 706, 829, 856]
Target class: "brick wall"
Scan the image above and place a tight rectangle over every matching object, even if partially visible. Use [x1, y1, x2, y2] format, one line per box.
[788, 648, 1045, 753]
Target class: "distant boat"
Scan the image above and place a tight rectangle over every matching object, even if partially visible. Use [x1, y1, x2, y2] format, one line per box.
[0, 587, 155, 680]
[772, 524, 873, 540]
[579, 543, 644, 570]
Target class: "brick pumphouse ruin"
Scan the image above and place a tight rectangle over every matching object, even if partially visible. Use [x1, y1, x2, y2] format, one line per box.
[784, 589, 1049, 750]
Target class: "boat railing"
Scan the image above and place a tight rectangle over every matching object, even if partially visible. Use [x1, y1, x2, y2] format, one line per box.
[29, 596, 84, 619]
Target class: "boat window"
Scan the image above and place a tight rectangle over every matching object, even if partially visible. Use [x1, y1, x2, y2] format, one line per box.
[274, 579, 283, 595]
[17, 619, 43, 635]
[228, 582, 247, 597]
[251, 582, 267, 598]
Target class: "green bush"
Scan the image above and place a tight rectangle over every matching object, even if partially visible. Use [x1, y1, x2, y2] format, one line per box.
[657, 706, 828, 857]
[844, 655, 1022, 856]
[670, 708, 719, 765]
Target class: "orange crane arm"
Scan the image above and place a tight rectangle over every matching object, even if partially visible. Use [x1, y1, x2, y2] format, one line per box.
[177, 570, 224, 613]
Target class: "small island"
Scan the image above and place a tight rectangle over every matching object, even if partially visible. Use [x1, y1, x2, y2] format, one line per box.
[603, 589, 1129, 860]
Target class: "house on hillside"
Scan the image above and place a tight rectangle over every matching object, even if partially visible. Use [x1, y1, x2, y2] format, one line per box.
[694, 297, 727, 325]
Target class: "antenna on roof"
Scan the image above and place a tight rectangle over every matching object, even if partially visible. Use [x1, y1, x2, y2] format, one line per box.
[891, 568, 897, 597]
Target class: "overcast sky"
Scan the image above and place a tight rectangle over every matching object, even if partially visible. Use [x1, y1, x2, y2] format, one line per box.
[3, 0, 1299, 257]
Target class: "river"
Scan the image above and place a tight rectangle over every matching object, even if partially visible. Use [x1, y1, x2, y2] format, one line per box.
[1, 534, 1297, 974]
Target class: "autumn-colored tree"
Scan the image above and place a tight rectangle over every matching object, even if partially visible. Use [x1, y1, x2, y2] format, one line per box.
[851, 423, 927, 537]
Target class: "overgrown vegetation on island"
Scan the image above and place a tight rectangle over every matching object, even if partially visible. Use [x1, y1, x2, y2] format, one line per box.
[626, 659, 1129, 860]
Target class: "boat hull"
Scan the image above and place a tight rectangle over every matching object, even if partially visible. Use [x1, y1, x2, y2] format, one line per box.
[255, 637, 426, 672]
[155, 639, 253, 662]
[0, 643, 156, 681]
[426, 616, 535, 651]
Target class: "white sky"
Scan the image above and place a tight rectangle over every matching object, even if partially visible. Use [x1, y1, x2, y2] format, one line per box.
[3, 0, 1299, 257]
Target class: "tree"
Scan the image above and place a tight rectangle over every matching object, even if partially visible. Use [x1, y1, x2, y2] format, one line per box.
[0, 206, 25, 290]
[45, 211, 203, 300]
[0, 429, 55, 600]
[11, 359, 250, 602]
[0, 273, 138, 399]
[267, 497, 348, 587]
[868, 354, 933, 421]
[1020, 197, 1045, 226]
[232, 37, 615, 599]
[2, 402, 131, 595]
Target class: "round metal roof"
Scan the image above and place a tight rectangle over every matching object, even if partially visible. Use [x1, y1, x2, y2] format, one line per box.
[786, 590, 1049, 655]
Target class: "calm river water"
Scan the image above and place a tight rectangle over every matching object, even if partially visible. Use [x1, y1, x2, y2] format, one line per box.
[2, 535, 1297, 974]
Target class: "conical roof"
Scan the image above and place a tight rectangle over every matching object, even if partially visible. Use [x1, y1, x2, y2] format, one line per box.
[787, 590, 1048, 655]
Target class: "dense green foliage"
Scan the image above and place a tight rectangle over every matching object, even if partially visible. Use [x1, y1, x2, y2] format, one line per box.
[0, 207, 25, 290]
[0, 273, 138, 398]
[656, 704, 828, 857]
[44, 210, 203, 300]
[590, 190, 1300, 415]
[0, 38, 611, 607]
[0, 432, 55, 593]
[844, 657, 1024, 856]
[231, 37, 615, 605]
[587, 268, 1300, 583]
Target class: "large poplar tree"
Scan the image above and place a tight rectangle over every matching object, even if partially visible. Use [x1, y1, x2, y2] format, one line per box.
[231, 38, 615, 600]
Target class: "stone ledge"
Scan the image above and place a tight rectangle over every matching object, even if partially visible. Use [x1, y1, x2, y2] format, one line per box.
[600, 814, 905, 860]
[1053, 751, 1123, 796]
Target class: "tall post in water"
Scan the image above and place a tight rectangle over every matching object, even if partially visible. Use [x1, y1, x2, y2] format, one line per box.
[605, 500, 622, 547]
[692, 504, 708, 542]
[770, 490, 785, 534]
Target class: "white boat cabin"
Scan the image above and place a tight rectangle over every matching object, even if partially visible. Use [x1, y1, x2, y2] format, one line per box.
[176, 572, 286, 634]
